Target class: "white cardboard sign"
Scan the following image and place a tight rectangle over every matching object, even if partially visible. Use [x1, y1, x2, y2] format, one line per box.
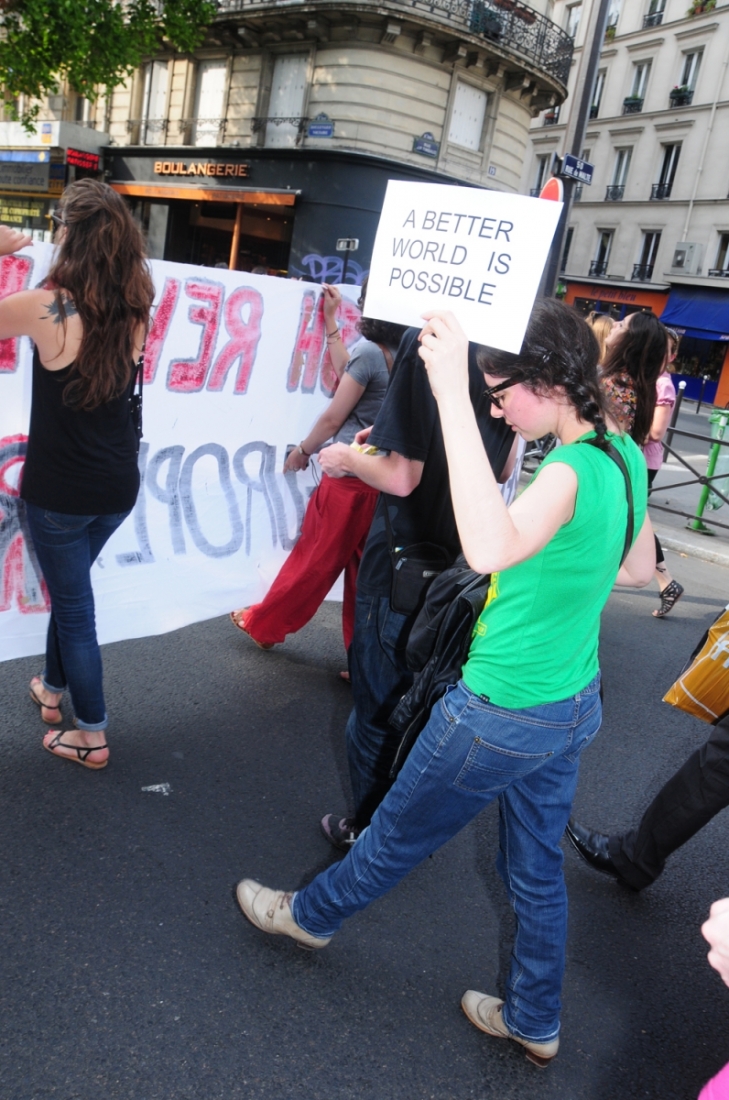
[365, 180, 562, 353]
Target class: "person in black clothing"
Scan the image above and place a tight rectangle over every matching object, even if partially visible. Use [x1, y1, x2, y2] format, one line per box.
[317, 326, 515, 847]
[0, 180, 154, 769]
[566, 714, 729, 890]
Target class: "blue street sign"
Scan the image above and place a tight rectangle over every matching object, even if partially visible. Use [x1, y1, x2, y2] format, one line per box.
[413, 132, 440, 159]
[561, 154, 594, 185]
[308, 113, 334, 138]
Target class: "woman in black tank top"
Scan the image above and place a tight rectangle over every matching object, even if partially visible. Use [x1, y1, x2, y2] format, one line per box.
[0, 180, 154, 770]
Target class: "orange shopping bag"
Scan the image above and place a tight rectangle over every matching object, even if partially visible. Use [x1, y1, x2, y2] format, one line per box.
[664, 606, 729, 723]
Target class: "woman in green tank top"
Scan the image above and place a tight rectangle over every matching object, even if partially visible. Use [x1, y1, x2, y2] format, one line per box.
[234, 300, 657, 1069]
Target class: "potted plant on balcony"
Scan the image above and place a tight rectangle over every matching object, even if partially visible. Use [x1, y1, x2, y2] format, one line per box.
[604, 23, 616, 40]
[623, 95, 644, 113]
[493, 0, 517, 10]
[669, 84, 693, 106]
[688, 0, 716, 14]
[513, 4, 537, 22]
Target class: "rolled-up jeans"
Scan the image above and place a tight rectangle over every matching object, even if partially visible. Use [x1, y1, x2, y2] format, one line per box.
[25, 504, 131, 731]
[294, 674, 602, 1044]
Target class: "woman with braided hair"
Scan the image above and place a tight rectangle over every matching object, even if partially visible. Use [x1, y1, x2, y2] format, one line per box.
[234, 299, 656, 1067]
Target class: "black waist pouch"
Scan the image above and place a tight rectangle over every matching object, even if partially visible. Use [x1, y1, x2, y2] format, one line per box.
[389, 542, 453, 615]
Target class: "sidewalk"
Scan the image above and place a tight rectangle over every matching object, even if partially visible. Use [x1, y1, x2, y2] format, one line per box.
[649, 401, 729, 568]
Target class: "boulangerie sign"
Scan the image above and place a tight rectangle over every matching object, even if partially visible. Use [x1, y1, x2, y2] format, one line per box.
[0, 243, 360, 662]
[364, 180, 562, 352]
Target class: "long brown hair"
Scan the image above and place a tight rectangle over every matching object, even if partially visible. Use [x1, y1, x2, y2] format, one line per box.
[47, 179, 155, 410]
[602, 311, 667, 444]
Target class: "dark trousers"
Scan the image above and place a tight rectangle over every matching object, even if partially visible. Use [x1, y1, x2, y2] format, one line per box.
[345, 592, 415, 828]
[609, 715, 729, 890]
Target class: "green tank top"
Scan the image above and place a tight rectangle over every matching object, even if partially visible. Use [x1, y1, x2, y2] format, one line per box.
[462, 431, 648, 709]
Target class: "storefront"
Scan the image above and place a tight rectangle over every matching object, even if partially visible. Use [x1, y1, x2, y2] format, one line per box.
[106, 146, 478, 280]
[0, 121, 107, 241]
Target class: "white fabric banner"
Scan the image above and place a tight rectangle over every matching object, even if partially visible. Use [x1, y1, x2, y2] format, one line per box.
[0, 243, 362, 662]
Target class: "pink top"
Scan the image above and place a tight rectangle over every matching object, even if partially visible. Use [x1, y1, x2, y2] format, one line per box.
[699, 1060, 729, 1100]
[643, 372, 677, 471]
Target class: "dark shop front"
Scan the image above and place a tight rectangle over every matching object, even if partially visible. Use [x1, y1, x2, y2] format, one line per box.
[107, 146, 477, 281]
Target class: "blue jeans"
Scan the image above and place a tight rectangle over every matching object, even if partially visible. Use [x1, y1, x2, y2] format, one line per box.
[345, 592, 414, 827]
[294, 674, 602, 1043]
[25, 504, 131, 730]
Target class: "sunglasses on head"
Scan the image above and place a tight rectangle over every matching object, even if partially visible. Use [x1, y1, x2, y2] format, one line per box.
[51, 211, 66, 228]
[483, 377, 521, 409]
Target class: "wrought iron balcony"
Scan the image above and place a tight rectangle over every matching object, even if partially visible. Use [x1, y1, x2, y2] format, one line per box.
[126, 118, 168, 144]
[623, 97, 644, 115]
[589, 104, 599, 119]
[216, 0, 574, 88]
[708, 268, 729, 278]
[669, 88, 694, 107]
[631, 263, 654, 281]
[543, 111, 560, 125]
[604, 184, 625, 201]
[589, 260, 609, 277]
[643, 11, 663, 26]
[252, 116, 309, 145]
[651, 182, 673, 200]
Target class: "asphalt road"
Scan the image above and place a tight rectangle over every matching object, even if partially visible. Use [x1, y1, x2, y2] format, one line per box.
[2, 548, 729, 1100]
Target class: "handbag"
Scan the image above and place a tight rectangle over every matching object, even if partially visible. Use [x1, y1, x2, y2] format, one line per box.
[384, 506, 452, 616]
[663, 606, 729, 724]
[387, 435, 636, 779]
[129, 345, 144, 451]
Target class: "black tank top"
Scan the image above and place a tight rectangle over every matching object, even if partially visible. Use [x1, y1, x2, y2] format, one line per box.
[21, 346, 140, 515]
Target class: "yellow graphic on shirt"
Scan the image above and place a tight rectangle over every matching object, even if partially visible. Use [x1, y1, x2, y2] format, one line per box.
[473, 572, 500, 637]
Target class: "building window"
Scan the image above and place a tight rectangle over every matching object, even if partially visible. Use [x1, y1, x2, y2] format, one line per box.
[651, 143, 681, 199]
[644, 0, 665, 27]
[709, 233, 729, 276]
[265, 54, 308, 148]
[607, 0, 621, 28]
[566, 3, 582, 38]
[680, 49, 703, 90]
[141, 60, 169, 146]
[531, 154, 551, 196]
[590, 230, 613, 276]
[631, 61, 651, 98]
[560, 226, 574, 273]
[448, 81, 488, 151]
[193, 59, 227, 146]
[590, 70, 606, 118]
[606, 147, 631, 200]
[632, 231, 661, 280]
[75, 96, 92, 125]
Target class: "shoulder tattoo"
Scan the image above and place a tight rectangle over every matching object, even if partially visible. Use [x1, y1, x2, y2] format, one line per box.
[41, 294, 78, 323]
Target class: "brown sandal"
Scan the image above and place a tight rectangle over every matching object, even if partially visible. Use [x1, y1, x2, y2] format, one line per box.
[229, 608, 273, 650]
[29, 677, 62, 724]
[43, 730, 109, 770]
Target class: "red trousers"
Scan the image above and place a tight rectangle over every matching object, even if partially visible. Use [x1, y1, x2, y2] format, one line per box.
[243, 473, 379, 650]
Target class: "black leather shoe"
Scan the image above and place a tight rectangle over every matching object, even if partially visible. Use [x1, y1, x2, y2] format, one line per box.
[565, 819, 619, 878]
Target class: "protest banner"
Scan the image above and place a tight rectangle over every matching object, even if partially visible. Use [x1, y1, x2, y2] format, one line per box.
[364, 180, 562, 352]
[0, 243, 361, 662]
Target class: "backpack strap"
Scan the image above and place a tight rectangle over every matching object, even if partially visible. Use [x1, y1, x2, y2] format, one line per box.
[580, 436, 634, 566]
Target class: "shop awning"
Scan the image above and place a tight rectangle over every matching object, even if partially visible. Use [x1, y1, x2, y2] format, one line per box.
[660, 285, 729, 341]
[111, 183, 297, 206]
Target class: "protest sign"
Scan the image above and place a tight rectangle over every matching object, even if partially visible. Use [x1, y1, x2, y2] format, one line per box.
[0, 244, 360, 662]
[364, 180, 562, 352]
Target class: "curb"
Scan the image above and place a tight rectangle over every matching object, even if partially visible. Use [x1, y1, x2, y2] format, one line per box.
[653, 526, 729, 568]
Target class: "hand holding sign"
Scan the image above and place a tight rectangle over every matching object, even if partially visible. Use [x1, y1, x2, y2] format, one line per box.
[418, 311, 470, 403]
[365, 181, 562, 353]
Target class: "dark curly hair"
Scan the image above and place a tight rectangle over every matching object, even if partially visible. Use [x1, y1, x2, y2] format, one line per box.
[477, 299, 609, 441]
[602, 311, 667, 444]
[358, 275, 407, 349]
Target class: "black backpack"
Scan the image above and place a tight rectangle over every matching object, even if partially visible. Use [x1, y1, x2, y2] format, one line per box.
[388, 556, 489, 778]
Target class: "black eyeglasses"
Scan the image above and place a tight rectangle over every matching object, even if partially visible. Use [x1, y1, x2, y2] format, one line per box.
[51, 211, 66, 228]
[483, 378, 521, 409]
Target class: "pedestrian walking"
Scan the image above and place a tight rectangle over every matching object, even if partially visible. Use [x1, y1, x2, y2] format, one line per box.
[235, 300, 655, 1067]
[0, 179, 154, 768]
[229, 285, 405, 654]
[600, 310, 681, 616]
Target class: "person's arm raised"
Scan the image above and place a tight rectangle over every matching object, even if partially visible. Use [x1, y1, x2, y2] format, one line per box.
[284, 372, 365, 473]
[418, 310, 576, 574]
